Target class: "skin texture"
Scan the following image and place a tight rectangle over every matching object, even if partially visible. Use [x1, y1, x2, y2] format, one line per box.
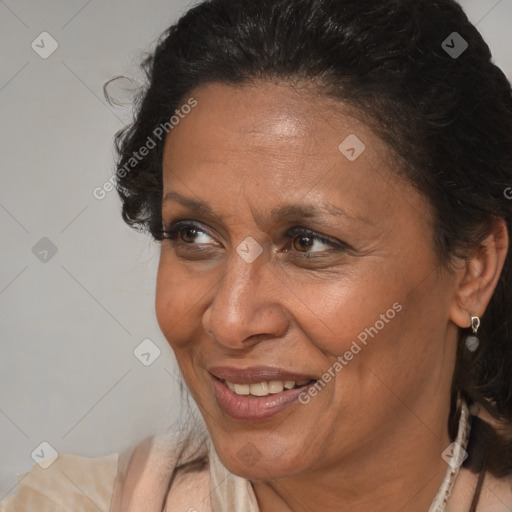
[155, 82, 508, 512]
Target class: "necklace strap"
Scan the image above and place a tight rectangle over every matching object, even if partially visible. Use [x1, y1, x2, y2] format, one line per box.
[428, 397, 472, 512]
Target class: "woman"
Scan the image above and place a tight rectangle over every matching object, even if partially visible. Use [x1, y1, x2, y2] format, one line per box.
[2, 0, 512, 510]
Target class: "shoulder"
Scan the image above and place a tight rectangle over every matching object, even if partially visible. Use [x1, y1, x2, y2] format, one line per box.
[111, 429, 211, 512]
[0, 452, 118, 512]
[0, 433, 212, 512]
[164, 461, 212, 512]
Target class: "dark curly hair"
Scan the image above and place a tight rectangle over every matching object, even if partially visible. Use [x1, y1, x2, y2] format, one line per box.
[107, 0, 512, 508]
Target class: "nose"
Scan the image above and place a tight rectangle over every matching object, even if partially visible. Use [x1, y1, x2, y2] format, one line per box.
[202, 247, 289, 349]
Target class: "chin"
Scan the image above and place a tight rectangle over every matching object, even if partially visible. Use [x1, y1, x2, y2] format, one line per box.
[211, 434, 308, 481]
[224, 456, 299, 481]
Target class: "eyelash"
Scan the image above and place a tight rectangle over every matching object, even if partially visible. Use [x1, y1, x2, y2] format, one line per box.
[161, 220, 347, 256]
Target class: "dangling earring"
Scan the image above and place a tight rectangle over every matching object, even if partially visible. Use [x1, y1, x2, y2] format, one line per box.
[465, 315, 480, 352]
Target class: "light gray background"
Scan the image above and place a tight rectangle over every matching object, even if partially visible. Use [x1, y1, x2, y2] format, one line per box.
[0, 0, 511, 501]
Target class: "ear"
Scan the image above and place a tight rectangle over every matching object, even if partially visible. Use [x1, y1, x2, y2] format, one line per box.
[450, 217, 509, 329]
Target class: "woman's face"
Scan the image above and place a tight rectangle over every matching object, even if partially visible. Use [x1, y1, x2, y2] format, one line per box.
[155, 82, 461, 480]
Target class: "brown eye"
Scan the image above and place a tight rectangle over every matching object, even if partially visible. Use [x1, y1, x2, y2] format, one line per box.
[286, 227, 345, 255]
[162, 221, 216, 246]
[293, 235, 314, 252]
[181, 227, 200, 243]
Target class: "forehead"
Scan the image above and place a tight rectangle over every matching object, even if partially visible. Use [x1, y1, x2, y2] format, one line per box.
[163, 81, 393, 187]
[165, 81, 378, 156]
[160, 81, 427, 231]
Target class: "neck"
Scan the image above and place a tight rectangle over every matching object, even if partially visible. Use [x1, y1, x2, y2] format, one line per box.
[252, 406, 454, 512]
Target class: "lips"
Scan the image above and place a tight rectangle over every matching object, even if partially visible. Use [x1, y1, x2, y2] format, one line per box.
[208, 365, 319, 421]
[208, 365, 318, 384]
[210, 376, 317, 421]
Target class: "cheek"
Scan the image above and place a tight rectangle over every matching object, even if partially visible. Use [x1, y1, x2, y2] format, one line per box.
[323, 269, 455, 408]
[296, 265, 441, 391]
[288, 269, 400, 356]
[155, 255, 209, 350]
[155, 261, 209, 396]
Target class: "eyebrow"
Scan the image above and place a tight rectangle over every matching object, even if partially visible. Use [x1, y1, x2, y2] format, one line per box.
[162, 190, 370, 225]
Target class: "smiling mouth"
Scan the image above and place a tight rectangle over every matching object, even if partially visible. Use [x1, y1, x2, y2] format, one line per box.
[211, 374, 317, 397]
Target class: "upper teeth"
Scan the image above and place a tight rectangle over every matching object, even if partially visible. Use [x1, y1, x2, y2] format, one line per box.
[225, 379, 311, 396]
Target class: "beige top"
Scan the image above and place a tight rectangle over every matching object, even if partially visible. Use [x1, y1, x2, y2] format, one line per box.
[1, 431, 512, 512]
